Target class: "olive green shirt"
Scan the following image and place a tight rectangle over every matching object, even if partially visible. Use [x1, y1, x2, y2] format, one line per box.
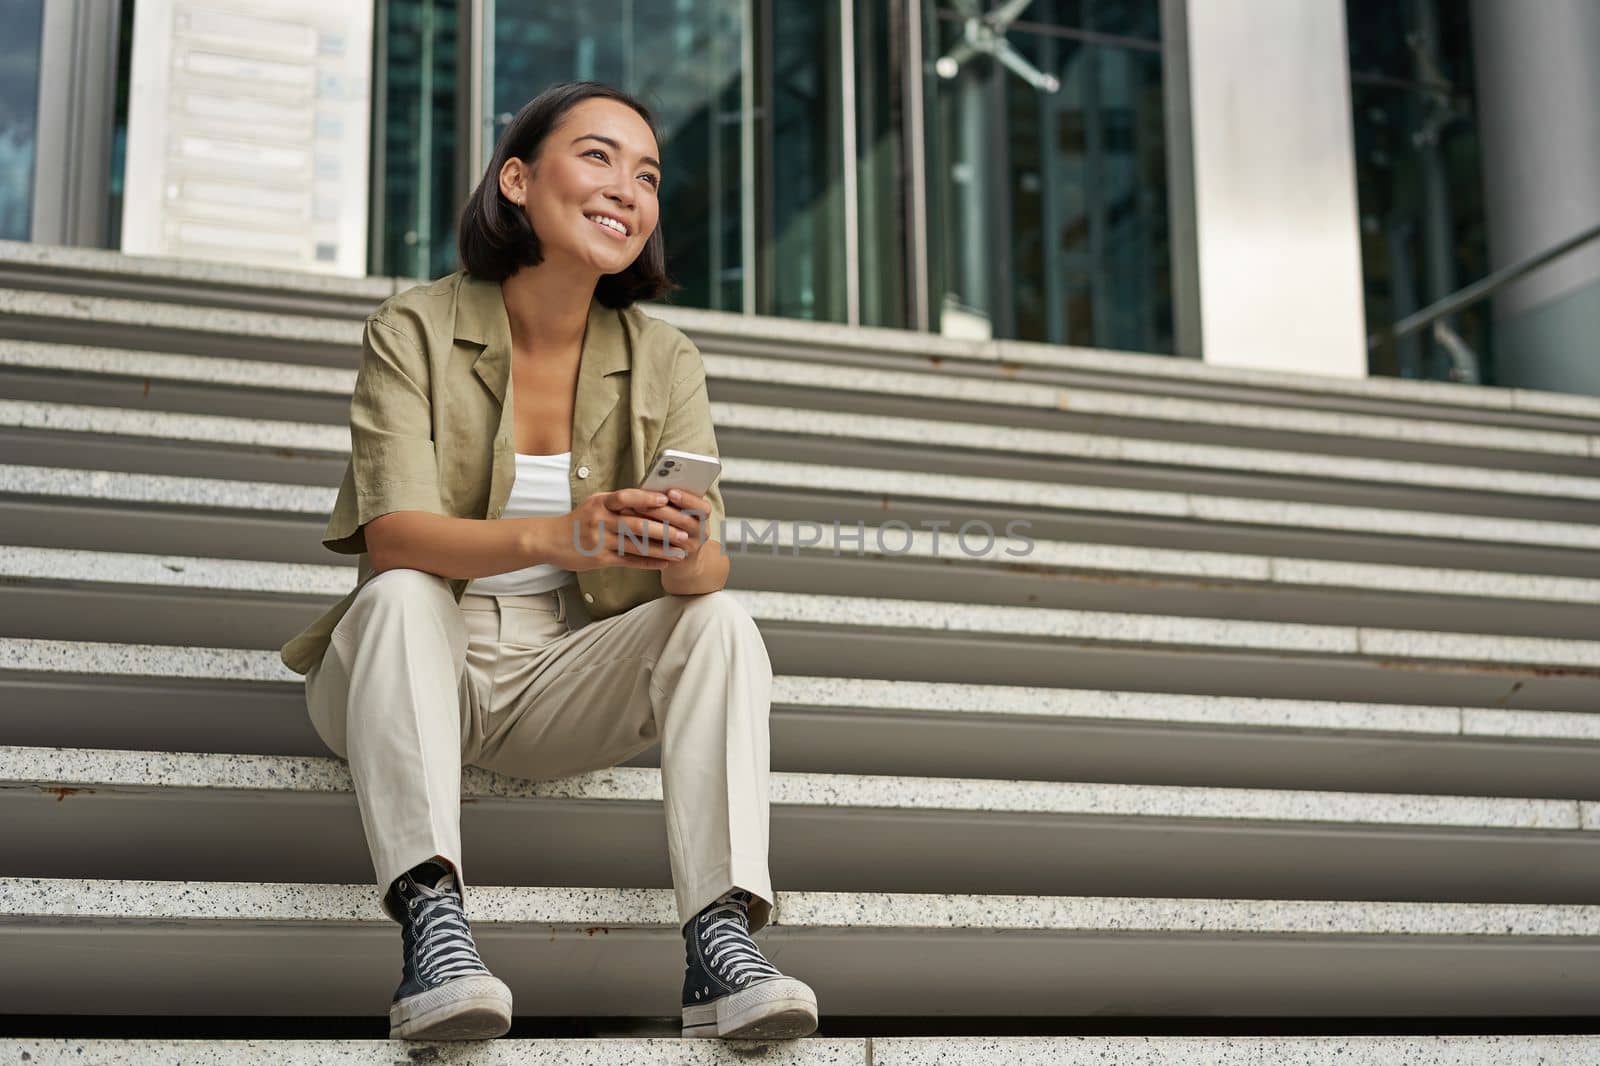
[278, 270, 726, 676]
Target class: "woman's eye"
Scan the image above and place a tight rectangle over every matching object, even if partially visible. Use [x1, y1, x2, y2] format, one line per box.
[587, 149, 659, 188]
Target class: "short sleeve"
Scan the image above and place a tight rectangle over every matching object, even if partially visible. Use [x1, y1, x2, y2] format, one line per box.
[321, 314, 444, 554]
[658, 335, 725, 544]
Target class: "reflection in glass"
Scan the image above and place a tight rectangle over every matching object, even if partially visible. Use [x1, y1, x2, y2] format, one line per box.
[853, 0, 910, 329]
[1347, 0, 1491, 383]
[490, 1, 752, 314]
[0, 0, 45, 241]
[377, 0, 461, 281]
[922, 0, 1171, 352]
[763, 0, 848, 321]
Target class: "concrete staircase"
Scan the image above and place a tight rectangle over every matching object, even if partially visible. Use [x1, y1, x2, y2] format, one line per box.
[3, 238, 1600, 1061]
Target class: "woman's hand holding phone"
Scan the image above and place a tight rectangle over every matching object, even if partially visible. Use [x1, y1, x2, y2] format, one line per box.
[614, 486, 712, 564]
[544, 489, 692, 571]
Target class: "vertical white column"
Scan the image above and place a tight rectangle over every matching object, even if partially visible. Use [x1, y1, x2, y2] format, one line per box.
[1185, 0, 1367, 377]
[1470, 0, 1600, 395]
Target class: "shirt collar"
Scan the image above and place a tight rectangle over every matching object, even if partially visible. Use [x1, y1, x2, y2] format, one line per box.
[453, 271, 630, 406]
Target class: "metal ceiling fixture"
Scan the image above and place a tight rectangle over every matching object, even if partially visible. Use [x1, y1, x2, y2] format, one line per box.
[933, 0, 1060, 93]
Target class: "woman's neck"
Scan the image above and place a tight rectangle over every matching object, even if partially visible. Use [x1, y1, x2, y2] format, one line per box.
[499, 263, 597, 355]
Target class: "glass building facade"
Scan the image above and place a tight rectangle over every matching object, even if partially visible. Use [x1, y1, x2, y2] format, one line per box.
[8, 0, 1600, 397]
[371, 0, 1173, 351]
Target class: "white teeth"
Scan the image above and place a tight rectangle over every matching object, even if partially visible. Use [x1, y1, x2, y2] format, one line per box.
[586, 214, 626, 235]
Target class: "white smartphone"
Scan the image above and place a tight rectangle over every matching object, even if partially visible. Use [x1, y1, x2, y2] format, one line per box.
[638, 447, 722, 500]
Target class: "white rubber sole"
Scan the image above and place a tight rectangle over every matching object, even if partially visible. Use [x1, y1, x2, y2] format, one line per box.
[681, 977, 819, 1040]
[389, 973, 513, 1041]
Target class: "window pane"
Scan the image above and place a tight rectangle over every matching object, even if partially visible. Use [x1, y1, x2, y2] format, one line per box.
[0, 0, 45, 241]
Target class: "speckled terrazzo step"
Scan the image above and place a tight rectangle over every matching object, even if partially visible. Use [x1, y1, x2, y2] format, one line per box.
[4, 876, 1600, 1017]
[0, 287, 360, 349]
[9, 546, 1600, 708]
[7, 637, 1599, 798]
[7, 336, 1598, 467]
[10, 237, 1600, 431]
[8, 463, 1600, 608]
[7, 743, 1600, 902]
[0, 238, 399, 307]
[10, 461, 1600, 568]
[8, 1036, 1600, 1065]
[6, 388, 1600, 509]
[7, 544, 1600, 671]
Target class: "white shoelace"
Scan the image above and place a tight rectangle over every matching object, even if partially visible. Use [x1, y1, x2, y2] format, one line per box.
[698, 896, 782, 988]
[406, 878, 492, 985]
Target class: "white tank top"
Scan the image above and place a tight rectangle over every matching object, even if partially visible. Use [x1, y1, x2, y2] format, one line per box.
[463, 450, 575, 596]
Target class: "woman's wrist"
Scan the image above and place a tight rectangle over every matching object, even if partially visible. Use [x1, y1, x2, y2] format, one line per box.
[661, 542, 729, 595]
[519, 515, 558, 567]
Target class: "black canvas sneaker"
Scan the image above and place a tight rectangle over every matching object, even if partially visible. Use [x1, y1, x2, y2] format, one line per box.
[388, 859, 513, 1040]
[680, 888, 818, 1039]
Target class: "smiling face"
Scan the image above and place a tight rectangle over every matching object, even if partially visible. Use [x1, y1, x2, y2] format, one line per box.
[499, 97, 663, 275]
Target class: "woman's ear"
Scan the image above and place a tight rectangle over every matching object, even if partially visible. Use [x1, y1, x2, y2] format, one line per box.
[498, 158, 525, 204]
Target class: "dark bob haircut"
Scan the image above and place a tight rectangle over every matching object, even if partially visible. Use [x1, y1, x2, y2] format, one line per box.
[457, 80, 682, 308]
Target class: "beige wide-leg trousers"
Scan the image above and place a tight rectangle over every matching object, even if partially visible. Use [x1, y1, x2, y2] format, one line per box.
[302, 567, 776, 934]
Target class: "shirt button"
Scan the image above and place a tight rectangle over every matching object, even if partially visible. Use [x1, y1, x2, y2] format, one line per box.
[584, 592, 595, 603]
[577, 465, 590, 478]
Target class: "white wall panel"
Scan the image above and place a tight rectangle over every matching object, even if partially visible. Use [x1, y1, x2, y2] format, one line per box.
[1186, 0, 1367, 378]
[122, 0, 373, 276]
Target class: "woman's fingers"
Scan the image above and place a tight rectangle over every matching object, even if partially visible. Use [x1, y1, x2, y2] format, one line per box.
[612, 488, 670, 512]
[612, 513, 688, 560]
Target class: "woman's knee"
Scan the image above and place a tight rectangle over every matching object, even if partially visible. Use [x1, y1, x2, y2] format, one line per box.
[338, 568, 462, 647]
[352, 567, 454, 616]
[677, 591, 771, 670]
[676, 588, 749, 627]
[362, 566, 450, 598]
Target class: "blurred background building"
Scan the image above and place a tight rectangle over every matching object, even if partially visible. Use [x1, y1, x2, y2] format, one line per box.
[3, 0, 1596, 395]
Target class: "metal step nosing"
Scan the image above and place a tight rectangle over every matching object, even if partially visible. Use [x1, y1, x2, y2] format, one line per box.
[7, 337, 1596, 459]
[5, 876, 1600, 937]
[6, 548, 1600, 670]
[7, 468, 1600, 603]
[6, 449, 1600, 556]
[8, 243, 1600, 422]
[7, 394, 1599, 502]
[10, 636, 1597, 745]
[6, 1035, 1600, 1065]
[5, 744, 1591, 832]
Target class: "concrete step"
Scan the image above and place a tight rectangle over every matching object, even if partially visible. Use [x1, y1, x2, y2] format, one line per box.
[7, 544, 1600, 668]
[8, 386, 1600, 534]
[6, 386, 1600, 516]
[0, 287, 357, 366]
[8, 239, 1600, 433]
[9, 466, 1600, 639]
[702, 353, 1600, 465]
[4, 877, 1600, 1017]
[6, 546, 1600, 711]
[7, 336, 1598, 472]
[8, 1036, 1600, 1064]
[0, 237, 398, 316]
[9, 462, 1600, 588]
[8, 744, 1600, 903]
[8, 638, 1600, 797]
